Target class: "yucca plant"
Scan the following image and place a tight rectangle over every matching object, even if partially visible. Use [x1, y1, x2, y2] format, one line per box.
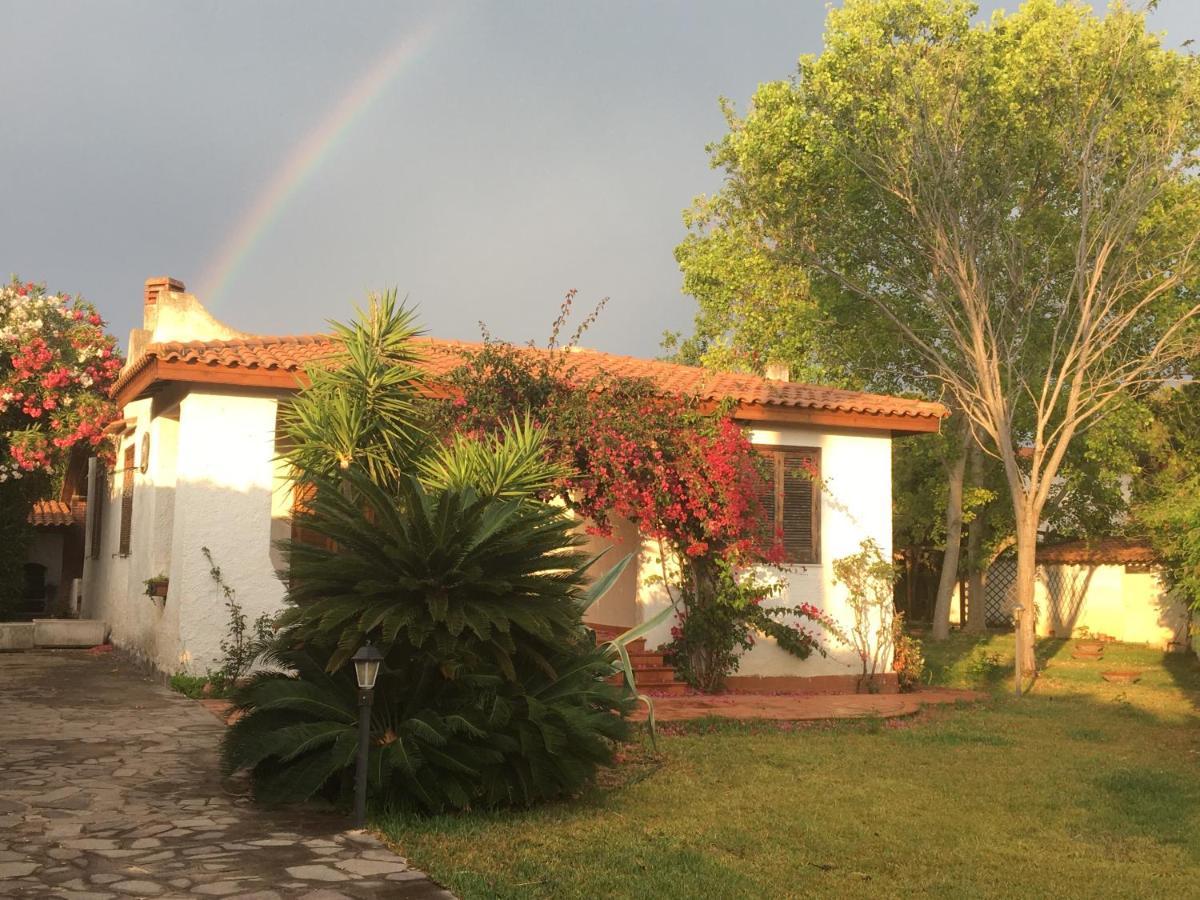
[277, 289, 429, 487]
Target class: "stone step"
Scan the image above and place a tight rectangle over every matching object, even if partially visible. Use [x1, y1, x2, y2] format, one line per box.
[629, 652, 665, 668]
[587, 623, 647, 654]
[630, 666, 679, 685]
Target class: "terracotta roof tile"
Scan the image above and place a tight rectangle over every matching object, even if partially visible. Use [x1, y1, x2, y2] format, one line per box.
[1037, 538, 1158, 566]
[111, 334, 947, 425]
[29, 499, 75, 527]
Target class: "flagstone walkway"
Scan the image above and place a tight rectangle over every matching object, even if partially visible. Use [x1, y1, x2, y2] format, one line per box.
[0, 650, 453, 899]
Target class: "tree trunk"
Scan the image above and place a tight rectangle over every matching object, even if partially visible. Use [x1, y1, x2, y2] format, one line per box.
[1013, 512, 1039, 677]
[685, 555, 724, 693]
[964, 442, 987, 634]
[905, 548, 915, 617]
[931, 430, 969, 640]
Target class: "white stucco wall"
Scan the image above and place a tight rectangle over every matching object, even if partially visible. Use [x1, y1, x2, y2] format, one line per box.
[628, 424, 895, 680]
[82, 389, 289, 674]
[1035, 563, 1188, 647]
[170, 390, 287, 674]
[82, 397, 169, 664]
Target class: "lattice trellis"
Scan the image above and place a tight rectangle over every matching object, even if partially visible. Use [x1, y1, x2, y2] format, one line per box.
[981, 556, 1017, 627]
[973, 556, 1094, 632]
[1039, 564, 1090, 635]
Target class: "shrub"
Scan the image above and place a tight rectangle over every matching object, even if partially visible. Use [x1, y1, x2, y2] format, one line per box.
[439, 302, 839, 691]
[832, 539, 897, 693]
[222, 295, 637, 813]
[225, 643, 630, 811]
[169, 673, 211, 699]
[664, 560, 833, 692]
[891, 612, 926, 693]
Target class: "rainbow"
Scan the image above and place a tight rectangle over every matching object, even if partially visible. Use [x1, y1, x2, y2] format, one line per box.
[198, 15, 448, 307]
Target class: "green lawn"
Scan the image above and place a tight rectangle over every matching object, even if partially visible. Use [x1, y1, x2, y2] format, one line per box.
[377, 633, 1200, 899]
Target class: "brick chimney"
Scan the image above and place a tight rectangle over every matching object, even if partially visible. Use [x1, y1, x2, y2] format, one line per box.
[764, 361, 791, 382]
[144, 276, 185, 309]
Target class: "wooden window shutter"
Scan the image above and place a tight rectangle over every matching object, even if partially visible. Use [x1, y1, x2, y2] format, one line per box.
[90, 467, 106, 560]
[781, 449, 820, 564]
[752, 451, 780, 547]
[118, 445, 135, 557]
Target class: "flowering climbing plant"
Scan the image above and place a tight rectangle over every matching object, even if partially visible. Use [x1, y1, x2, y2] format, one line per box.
[0, 278, 122, 482]
[434, 295, 837, 690]
[442, 338, 778, 567]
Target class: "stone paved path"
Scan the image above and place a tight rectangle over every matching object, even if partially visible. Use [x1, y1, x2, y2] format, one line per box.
[0, 650, 455, 899]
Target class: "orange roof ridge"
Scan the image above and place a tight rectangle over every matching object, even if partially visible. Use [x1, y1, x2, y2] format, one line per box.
[110, 332, 948, 431]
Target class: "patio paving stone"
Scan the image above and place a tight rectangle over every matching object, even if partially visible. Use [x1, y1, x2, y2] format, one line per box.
[0, 650, 455, 898]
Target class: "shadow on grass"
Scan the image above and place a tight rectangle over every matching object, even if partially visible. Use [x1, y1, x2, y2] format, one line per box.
[1161, 650, 1200, 713]
[1034, 637, 1069, 669]
[1093, 766, 1199, 857]
[917, 628, 1009, 689]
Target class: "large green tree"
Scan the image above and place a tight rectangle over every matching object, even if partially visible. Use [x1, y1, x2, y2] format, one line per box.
[678, 0, 1200, 671]
[1135, 382, 1200, 612]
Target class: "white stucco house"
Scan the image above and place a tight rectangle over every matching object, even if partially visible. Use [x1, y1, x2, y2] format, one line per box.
[77, 276, 946, 691]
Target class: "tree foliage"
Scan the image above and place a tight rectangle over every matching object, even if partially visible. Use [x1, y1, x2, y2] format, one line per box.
[0, 278, 121, 612]
[1134, 383, 1200, 609]
[680, 0, 1200, 664]
[0, 278, 122, 479]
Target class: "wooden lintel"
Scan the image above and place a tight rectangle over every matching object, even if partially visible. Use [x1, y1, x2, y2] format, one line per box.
[735, 403, 943, 435]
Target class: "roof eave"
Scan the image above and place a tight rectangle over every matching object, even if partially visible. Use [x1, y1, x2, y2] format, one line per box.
[735, 402, 943, 435]
[113, 347, 946, 436]
[112, 357, 309, 406]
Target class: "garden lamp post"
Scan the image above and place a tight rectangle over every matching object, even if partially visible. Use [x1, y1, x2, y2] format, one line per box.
[351, 642, 383, 828]
[1012, 605, 1024, 698]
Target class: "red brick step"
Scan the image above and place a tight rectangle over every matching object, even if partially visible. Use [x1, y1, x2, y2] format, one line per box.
[590, 621, 686, 695]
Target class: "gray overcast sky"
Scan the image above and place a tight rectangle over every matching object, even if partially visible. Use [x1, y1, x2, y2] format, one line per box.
[3, 1, 1197, 358]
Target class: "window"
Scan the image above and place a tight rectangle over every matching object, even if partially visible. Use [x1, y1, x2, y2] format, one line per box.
[119, 445, 135, 557]
[754, 446, 820, 564]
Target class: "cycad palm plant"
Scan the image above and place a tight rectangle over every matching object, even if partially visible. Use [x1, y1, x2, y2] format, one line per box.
[223, 295, 637, 812]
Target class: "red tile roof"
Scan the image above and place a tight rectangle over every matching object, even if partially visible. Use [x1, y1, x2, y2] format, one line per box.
[28, 499, 76, 527]
[1037, 538, 1158, 566]
[110, 334, 947, 430]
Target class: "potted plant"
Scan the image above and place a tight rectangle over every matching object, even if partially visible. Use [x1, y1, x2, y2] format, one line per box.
[144, 574, 169, 599]
[1073, 626, 1104, 655]
[1101, 669, 1141, 684]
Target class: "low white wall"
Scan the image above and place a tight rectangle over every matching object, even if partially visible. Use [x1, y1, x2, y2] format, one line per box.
[634, 424, 895, 680]
[1036, 562, 1187, 647]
